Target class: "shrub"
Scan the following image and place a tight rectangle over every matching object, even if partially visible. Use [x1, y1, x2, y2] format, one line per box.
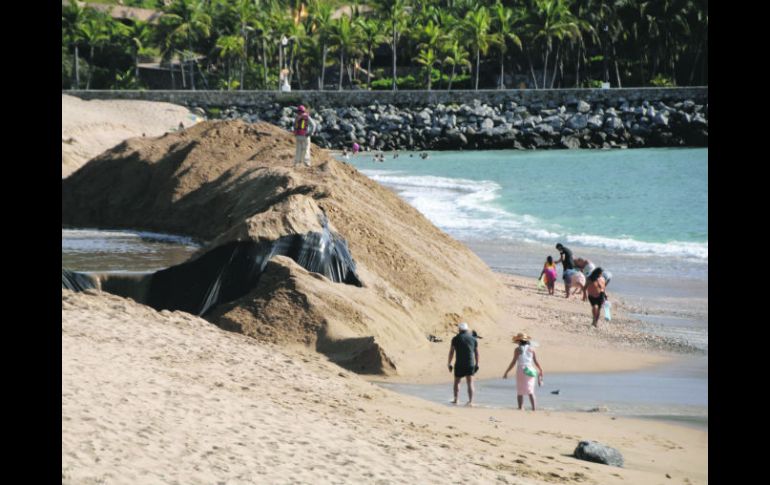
[582, 79, 603, 88]
[650, 74, 676, 87]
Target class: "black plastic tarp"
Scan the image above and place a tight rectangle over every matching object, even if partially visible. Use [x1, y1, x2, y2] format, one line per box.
[62, 216, 362, 316]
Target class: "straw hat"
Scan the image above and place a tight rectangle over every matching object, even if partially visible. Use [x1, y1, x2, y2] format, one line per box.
[512, 332, 531, 343]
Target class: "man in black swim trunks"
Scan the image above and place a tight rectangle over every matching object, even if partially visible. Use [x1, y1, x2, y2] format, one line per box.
[555, 242, 577, 299]
[447, 322, 479, 406]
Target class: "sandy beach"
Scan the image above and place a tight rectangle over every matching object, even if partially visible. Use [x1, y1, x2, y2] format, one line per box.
[61, 97, 706, 484]
[61, 94, 202, 178]
[63, 286, 706, 485]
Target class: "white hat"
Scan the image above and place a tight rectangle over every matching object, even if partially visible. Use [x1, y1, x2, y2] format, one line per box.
[458, 322, 469, 331]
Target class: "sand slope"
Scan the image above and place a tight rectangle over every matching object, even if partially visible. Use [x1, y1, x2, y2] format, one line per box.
[61, 120, 503, 375]
[61, 94, 201, 178]
[62, 289, 707, 485]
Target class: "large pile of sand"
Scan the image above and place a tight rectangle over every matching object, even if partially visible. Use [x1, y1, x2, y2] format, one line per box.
[61, 120, 503, 376]
[61, 94, 202, 178]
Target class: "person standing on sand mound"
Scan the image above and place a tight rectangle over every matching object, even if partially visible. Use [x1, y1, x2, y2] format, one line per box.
[293, 105, 318, 168]
[448, 322, 479, 406]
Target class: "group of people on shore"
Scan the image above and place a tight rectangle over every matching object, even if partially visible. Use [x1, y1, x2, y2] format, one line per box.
[540, 243, 612, 327]
[448, 323, 543, 410]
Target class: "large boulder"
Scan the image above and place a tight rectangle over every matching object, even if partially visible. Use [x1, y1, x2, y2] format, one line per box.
[574, 441, 624, 467]
[62, 120, 502, 376]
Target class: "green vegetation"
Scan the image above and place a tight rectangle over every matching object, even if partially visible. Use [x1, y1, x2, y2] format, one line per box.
[62, 0, 708, 91]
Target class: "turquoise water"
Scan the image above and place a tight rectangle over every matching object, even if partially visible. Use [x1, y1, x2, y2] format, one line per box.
[344, 148, 709, 352]
[349, 148, 707, 260]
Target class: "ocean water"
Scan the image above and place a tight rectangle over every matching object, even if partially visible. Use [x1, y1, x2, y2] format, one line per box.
[61, 228, 201, 272]
[349, 148, 706, 258]
[345, 148, 708, 350]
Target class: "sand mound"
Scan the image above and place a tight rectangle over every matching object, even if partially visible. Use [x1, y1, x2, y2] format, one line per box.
[62, 120, 502, 376]
[61, 94, 202, 178]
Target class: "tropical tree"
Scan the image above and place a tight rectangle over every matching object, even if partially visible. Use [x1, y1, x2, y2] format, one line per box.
[233, 0, 258, 90]
[329, 14, 361, 90]
[441, 39, 471, 90]
[158, 0, 212, 90]
[127, 21, 152, 84]
[491, 0, 524, 89]
[461, 7, 497, 90]
[414, 48, 439, 90]
[376, 0, 409, 90]
[308, 0, 334, 89]
[80, 15, 110, 90]
[527, 0, 582, 89]
[62, 0, 92, 89]
[358, 17, 386, 89]
[215, 35, 245, 89]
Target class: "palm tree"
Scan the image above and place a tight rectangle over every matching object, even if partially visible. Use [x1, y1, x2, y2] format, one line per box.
[329, 14, 361, 90]
[491, 1, 524, 89]
[62, 0, 90, 89]
[216, 35, 245, 90]
[80, 15, 109, 90]
[284, 21, 307, 88]
[232, 0, 258, 90]
[414, 48, 439, 90]
[645, 0, 692, 83]
[376, 0, 409, 91]
[528, 0, 582, 89]
[159, 0, 212, 90]
[308, 0, 334, 89]
[358, 17, 386, 89]
[461, 7, 496, 90]
[441, 39, 471, 90]
[127, 21, 152, 85]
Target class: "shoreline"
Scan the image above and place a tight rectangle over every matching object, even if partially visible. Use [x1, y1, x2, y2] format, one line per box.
[365, 270, 702, 388]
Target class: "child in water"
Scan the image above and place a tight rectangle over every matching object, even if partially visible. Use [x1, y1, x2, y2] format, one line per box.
[539, 256, 558, 295]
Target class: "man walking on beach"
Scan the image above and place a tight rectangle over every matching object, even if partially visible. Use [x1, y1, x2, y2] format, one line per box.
[293, 105, 318, 168]
[448, 322, 479, 406]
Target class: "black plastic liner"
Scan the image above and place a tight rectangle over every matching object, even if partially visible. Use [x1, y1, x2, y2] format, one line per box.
[62, 269, 97, 292]
[62, 218, 362, 316]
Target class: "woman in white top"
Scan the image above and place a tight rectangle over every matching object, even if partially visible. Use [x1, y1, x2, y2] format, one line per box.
[503, 332, 544, 411]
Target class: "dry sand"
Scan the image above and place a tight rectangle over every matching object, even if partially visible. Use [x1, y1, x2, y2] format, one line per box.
[61, 94, 202, 178]
[63, 288, 706, 485]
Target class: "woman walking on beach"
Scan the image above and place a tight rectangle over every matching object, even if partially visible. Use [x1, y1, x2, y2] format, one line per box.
[574, 257, 596, 278]
[583, 267, 608, 327]
[503, 333, 544, 411]
[539, 256, 557, 295]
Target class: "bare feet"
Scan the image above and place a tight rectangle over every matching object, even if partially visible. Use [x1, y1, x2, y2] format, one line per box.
[450, 399, 458, 405]
[465, 402, 475, 407]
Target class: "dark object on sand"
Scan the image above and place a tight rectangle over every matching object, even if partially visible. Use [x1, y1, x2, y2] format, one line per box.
[62, 269, 97, 292]
[574, 440, 624, 467]
[62, 215, 362, 316]
[472, 330, 483, 339]
[428, 335, 443, 343]
[551, 389, 560, 395]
